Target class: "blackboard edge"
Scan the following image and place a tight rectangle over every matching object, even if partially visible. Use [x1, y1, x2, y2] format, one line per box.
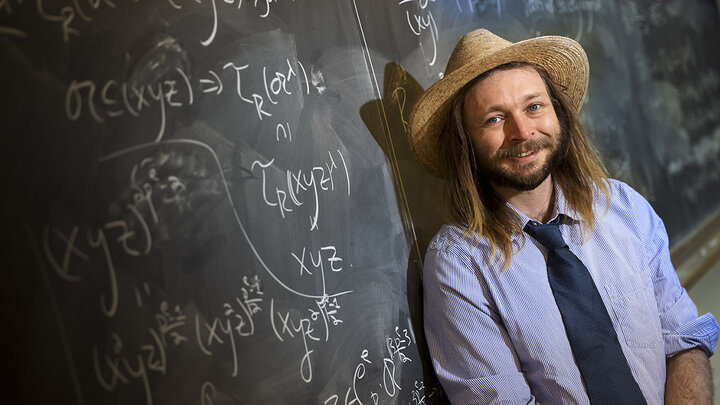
[671, 207, 720, 288]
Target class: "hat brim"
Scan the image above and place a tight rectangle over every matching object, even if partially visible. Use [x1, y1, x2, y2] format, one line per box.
[408, 35, 589, 176]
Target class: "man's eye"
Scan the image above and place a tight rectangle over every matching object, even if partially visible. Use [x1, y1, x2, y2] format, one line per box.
[528, 103, 541, 112]
[485, 116, 501, 125]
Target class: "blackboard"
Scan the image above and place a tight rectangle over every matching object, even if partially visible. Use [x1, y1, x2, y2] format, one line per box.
[3, 1, 720, 404]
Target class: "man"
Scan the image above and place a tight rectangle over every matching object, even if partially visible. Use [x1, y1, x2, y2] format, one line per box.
[408, 29, 719, 404]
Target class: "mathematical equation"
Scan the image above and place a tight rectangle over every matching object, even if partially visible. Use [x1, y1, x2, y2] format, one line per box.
[0, 0, 300, 44]
[322, 324, 432, 405]
[42, 148, 223, 315]
[398, 0, 440, 75]
[251, 149, 350, 231]
[15, 0, 432, 402]
[93, 275, 264, 405]
[40, 142, 396, 404]
[270, 293, 346, 383]
[65, 56, 310, 143]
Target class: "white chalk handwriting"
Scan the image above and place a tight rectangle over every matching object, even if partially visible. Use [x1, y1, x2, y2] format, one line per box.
[43, 225, 120, 317]
[270, 298, 321, 383]
[291, 245, 344, 276]
[6, 0, 304, 44]
[100, 139, 353, 301]
[195, 276, 264, 377]
[41, 150, 215, 317]
[64, 57, 309, 143]
[399, 0, 439, 69]
[0, 0, 28, 38]
[323, 322, 417, 404]
[251, 149, 350, 231]
[65, 72, 191, 142]
[93, 299, 189, 405]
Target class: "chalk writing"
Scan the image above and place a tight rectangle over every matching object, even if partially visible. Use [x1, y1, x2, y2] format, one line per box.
[1, 0, 16, 14]
[134, 282, 152, 308]
[42, 225, 87, 283]
[392, 86, 410, 134]
[386, 326, 413, 365]
[42, 148, 223, 318]
[99, 139, 354, 303]
[399, 0, 439, 69]
[310, 294, 343, 339]
[411, 380, 426, 405]
[198, 0, 300, 46]
[6, 0, 306, 44]
[93, 298, 189, 405]
[270, 285, 348, 382]
[224, 57, 309, 120]
[8, 0, 437, 402]
[200, 381, 217, 405]
[65, 71, 192, 142]
[64, 56, 308, 143]
[126, 150, 202, 224]
[0, 0, 28, 37]
[223, 62, 271, 120]
[156, 301, 189, 347]
[324, 349, 373, 405]
[251, 149, 350, 230]
[270, 298, 321, 382]
[195, 276, 264, 377]
[35, 1, 84, 42]
[43, 224, 120, 317]
[323, 322, 417, 404]
[291, 245, 344, 276]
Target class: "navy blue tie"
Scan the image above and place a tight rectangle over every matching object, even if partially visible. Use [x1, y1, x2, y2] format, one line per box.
[524, 217, 646, 404]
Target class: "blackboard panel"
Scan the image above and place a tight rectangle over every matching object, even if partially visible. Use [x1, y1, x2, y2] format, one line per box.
[2, 1, 428, 404]
[3, 1, 720, 404]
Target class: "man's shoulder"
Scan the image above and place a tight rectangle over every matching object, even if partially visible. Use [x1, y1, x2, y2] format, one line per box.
[427, 223, 488, 254]
[604, 178, 651, 211]
[596, 178, 661, 238]
[424, 224, 497, 285]
[427, 224, 467, 252]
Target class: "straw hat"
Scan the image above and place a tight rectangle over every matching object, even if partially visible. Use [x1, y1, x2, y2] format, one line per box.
[408, 29, 589, 176]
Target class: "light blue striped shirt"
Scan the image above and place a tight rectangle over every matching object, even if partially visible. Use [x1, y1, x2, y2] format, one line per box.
[423, 179, 719, 404]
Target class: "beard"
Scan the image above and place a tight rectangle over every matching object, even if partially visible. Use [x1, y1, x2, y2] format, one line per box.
[475, 130, 567, 191]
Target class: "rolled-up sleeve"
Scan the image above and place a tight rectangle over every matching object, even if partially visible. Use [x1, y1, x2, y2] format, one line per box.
[631, 186, 720, 358]
[423, 244, 538, 404]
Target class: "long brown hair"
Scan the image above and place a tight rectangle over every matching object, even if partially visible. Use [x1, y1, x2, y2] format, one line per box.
[437, 62, 610, 269]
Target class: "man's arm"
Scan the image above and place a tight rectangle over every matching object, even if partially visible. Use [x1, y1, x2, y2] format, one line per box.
[423, 243, 538, 404]
[620, 182, 718, 402]
[665, 347, 713, 405]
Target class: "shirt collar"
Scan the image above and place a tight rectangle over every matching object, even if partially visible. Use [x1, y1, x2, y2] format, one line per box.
[506, 183, 580, 242]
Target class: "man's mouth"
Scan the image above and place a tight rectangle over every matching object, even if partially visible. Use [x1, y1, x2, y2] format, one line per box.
[505, 149, 537, 160]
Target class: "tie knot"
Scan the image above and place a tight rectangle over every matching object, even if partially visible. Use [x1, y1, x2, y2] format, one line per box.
[523, 220, 568, 250]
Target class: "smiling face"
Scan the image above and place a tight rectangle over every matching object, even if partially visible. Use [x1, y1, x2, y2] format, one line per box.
[462, 66, 565, 192]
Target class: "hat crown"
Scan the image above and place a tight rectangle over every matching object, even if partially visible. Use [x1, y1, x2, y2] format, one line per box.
[445, 29, 511, 75]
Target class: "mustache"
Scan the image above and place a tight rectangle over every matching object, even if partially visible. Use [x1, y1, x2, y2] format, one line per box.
[495, 137, 554, 159]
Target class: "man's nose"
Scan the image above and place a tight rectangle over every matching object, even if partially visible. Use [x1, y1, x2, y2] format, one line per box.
[505, 114, 534, 142]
